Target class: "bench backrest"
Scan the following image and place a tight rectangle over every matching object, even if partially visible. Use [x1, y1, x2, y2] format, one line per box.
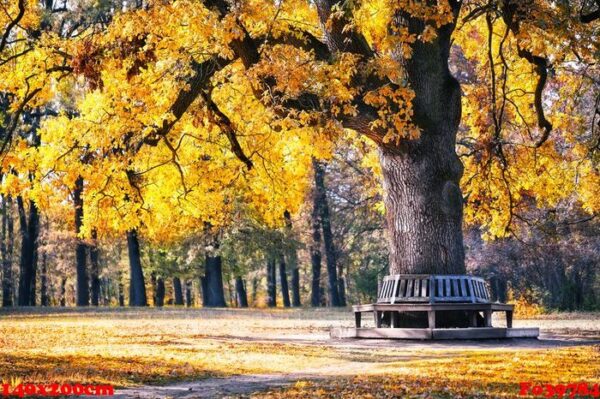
[377, 274, 491, 304]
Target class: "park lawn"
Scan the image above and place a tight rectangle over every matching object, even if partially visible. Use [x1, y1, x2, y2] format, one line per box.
[257, 346, 600, 398]
[0, 308, 598, 398]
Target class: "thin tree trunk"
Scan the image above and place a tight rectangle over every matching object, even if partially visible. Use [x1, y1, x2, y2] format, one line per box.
[90, 229, 101, 306]
[201, 253, 226, 307]
[74, 176, 89, 306]
[278, 254, 291, 307]
[127, 229, 147, 306]
[251, 277, 258, 306]
[284, 211, 301, 307]
[338, 277, 346, 307]
[40, 252, 49, 306]
[173, 277, 184, 305]
[313, 160, 341, 306]
[155, 277, 165, 307]
[266, 258, 276, 307]
[185, 280, 192, 307]
[1, 195, 14, 307]
[17, 197, 39, 306]
[235, 276, 248, 308]
[118, 283, 125, 306]
[310, 186, 323, 307]
[60, 277, 67, 306]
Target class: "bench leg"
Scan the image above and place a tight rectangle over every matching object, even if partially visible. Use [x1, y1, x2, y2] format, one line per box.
[484, 310, 492, 327]
[355, 312, 361, 328]
[428, 310, 436, 329]
[471, 311, 479, 327]
[391, 312, 399, 328]
[374, 311, 382, 328]
[506, 310, 513, 328]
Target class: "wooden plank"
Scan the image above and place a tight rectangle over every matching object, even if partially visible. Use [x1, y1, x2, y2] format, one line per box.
[399, 279, 407, 298]
[468, 278, 476, 303]
[390, 276, 400, 304]
[460, 278, 467, 298]
[437, 278, 443, 298]
[428, 277, 435, 303]
[452, 278, 459, 297]
[407, 279, 414, 298]
[445, 278, 451, 298]
[421, 278, 427, 297]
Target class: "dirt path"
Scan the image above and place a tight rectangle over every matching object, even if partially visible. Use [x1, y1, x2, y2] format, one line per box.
[105, 334, 599, 399]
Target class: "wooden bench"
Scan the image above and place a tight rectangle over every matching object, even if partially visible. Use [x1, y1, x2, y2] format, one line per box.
[354, 274, 514, 329]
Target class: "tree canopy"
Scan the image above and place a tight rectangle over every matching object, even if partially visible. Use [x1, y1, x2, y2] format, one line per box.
[0, 0, 598, 245]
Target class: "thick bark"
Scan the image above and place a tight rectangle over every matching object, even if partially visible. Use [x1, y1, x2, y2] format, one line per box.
[40, 252, 49, 306]
[310, 188, 323, 307]
[17, 197, 39, 306]
[127, 229, 147, 306]
[284, 211, 301, 307]
[154, 276, 165, 307]
[235, 276, 248, 308]
[90, 229, 101, 306]
[313, 160, 342, 306]
[74, 177, 89, 306]
[278, 254, 291, 308]
[173, 277, 184, 305]
[381, 9, 465, 275]
[185, 280, 192, 307]
[201, 254, 226, 307]
[1, 195, 14, 306]
[266, 258, 277, 307]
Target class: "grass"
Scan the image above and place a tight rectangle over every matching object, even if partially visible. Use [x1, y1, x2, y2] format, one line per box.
[0, 307, 598, 397]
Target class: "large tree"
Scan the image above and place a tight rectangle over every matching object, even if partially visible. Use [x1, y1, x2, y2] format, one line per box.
[1, 0, 598, 282]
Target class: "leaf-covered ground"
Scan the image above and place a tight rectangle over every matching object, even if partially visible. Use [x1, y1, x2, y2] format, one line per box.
[0, 308, 598, 398]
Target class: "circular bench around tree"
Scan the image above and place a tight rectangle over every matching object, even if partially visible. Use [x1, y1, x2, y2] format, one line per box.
[347, 274, 531, 339]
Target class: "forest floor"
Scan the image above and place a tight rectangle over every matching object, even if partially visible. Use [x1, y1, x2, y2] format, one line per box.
[0, 308, 598, 398]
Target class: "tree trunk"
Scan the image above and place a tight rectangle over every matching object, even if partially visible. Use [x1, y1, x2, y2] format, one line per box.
[251, 277, 258, 306]
[284, 211, 301, 307]
[201, 254, 226, 307]
[235, 276, 248, 308]
[266, 258, 276, 307]
[278, 254, 291, 307]
[1, 195, 14, 307]
[40, 252, 49, 306]
[155, 277, 165, 307]
[313, 160, 342, 306]
[173, 277, 184, 305]
[17, 197, 39, 306]
[185, 280, 192, 307]
[60, 277, 67, 306]
[310, 189, 323, 307]
[338, 277, 347, 307]
[90, 229, 101, 306]
[127, 229, 147, 306]
[379, 20, 465, 275]
[74, 177, 89, 306]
